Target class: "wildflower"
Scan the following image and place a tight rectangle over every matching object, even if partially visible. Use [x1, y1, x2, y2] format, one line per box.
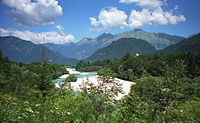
[26, 107, 34, 113]
[35, 104, 41, 107]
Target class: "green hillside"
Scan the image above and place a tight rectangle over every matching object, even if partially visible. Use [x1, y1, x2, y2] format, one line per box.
[158, 33, 200, 54]
[0, 36, 78, 65]
[86, 38, 156, 62]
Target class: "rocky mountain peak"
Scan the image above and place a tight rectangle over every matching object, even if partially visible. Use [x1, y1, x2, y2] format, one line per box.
[96, 33, 114, 41]
[133, 29, 144, 32]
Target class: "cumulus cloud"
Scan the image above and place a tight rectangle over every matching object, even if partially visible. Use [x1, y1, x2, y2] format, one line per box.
[89, 7, 128, 32]
[89, 0, 186, 32]
[0, 28, 75, 44]
[129, 8, 186, 28]
[2, 0, 62, 26]
[89, 18, 99, 26]
[127, 0, 186, 28]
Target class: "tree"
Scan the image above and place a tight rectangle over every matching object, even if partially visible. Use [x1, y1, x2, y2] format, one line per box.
[57, 74, 77, 90]
[38, 63, 54, 97]
[147, 53, 166, 76]
[76, 61, 87, 71]
[120, 94, 146, 122]
[65, 74, 77, 82]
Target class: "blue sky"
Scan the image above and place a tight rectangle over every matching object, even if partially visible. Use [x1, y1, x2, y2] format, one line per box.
[0, 0, 199, 44]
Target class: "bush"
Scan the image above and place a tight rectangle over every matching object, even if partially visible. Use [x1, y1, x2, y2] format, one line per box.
[65, 74, 77, 82]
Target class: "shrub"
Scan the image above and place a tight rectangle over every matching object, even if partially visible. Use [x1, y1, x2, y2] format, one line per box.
[65, 74, 77, 82]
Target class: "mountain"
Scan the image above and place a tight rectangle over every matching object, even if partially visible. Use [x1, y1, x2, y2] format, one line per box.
[0, 36, 78, 65]
[107, 29, 185, 50]
[45, 30, 184, 60]
[45, 33, 114, 60]
[158, 33, 200, 54]
[85, 38, 156, 62]
[44, 42, 77, 59]
[74, 33, 114, 59]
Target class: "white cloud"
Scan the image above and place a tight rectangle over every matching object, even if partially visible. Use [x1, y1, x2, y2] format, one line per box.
[89, 0, 186, 32]
[0, 28, 75, 44]
[2, 0, 62, 27]
[89, 18, 99, 26]
[119, 0, 163, 10]
[89, 7, 128, 32]
[165, 11, 186, 24]
[128, 7, 186, 28]
[120, 0, 186, 28]
[129, 9, 153, 28]
[56, 25, 64, 36]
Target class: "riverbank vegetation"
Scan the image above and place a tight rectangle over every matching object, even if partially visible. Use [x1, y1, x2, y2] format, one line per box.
[77, 52, 200, 122]
[0, 48, 200, 122]
[65, 74, 77, 82]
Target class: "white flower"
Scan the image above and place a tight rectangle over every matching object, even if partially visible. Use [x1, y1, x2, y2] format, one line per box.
[35, 104, 41, 107]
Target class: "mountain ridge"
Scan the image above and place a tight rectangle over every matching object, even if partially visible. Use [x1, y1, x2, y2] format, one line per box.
[45, 30, 184, 60]
[108, 29, 185, 50]
[158, 33, 200, 54]
[85, 37, 156, 62]
[45, 33, 114, 60]
[0, 36, 78, 65]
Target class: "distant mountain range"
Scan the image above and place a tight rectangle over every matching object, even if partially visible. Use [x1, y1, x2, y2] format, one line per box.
[85, 32, 200, 62]
[1, 30, 199, 65]
[107, 29, 185, 50]
[45, 29, 184, 60]
[0, 36, 78, 65]
[45, 33, 114, 60]
[85, 38, 156, 62]
[158, 33, 200, 54]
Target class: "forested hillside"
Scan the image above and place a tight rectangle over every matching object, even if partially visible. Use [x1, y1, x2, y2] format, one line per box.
[1, 47, 200, 122]
[0, 36, 78, 65]
[158, 33, 200, 54]
[85, 38, 156, 62]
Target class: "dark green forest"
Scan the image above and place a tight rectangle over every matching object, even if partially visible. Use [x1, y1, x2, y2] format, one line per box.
[85, 38, 156, 62]
[0, 36, 78, 65]
[158, 33, 200, 54]
[77, 52, 200, 122]
[1, 47, 200, 122]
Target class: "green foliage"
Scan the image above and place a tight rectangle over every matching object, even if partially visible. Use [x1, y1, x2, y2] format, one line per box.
[177, 97, 200, 122]
[65, 74, 77, 82]
[1, 48, 200, 122]
[120, 94, 147, 122]
[78, 51, 200, 81]
[97, 68, 116, 77]
[127, 59, 200, 122]
[76, 60, 103, 72]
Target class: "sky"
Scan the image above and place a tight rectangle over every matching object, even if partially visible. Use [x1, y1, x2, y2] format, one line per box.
[0, 0, 199, 44]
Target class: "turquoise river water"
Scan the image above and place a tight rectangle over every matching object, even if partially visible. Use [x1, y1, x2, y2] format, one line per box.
[52, 70, 97, 83]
